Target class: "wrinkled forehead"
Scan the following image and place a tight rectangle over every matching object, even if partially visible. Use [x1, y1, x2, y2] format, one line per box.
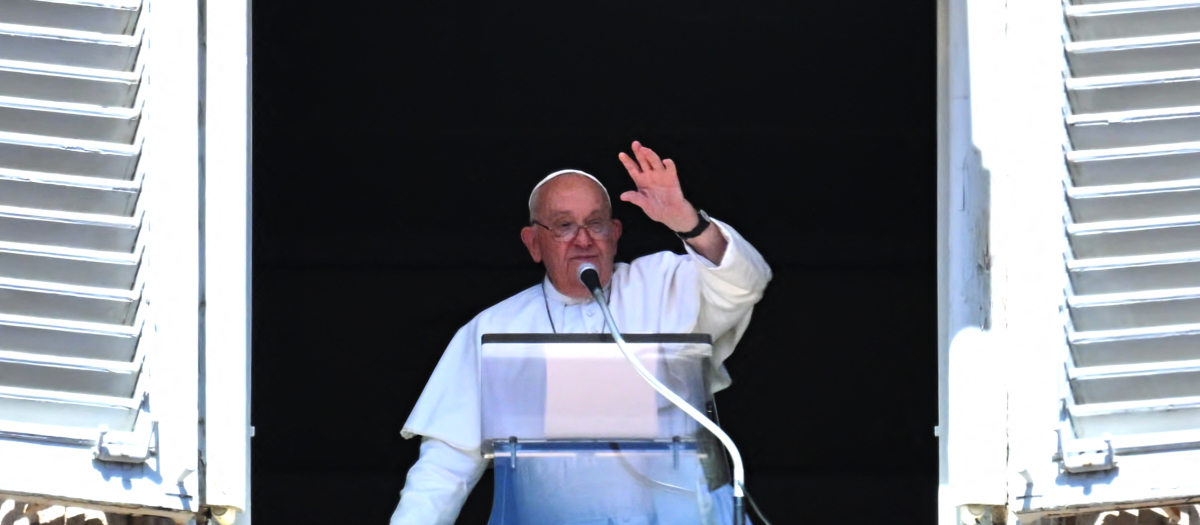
[528, 170, 611, 215]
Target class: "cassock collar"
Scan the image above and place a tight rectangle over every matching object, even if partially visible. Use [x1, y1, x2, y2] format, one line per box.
[542, 274, 610, 306]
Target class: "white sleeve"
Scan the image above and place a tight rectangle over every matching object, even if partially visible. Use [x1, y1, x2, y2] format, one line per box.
[681, 218, 772, 391]
[682, 218, 772, 308]
[390, 436, 489, 525]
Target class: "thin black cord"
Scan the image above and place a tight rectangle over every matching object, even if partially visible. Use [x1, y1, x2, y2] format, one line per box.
[542, 277, 612, 334]
[541, 280, 557, 334]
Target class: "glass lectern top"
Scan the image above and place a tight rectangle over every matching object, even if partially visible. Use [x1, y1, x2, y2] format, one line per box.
[479, 334, 734, 525]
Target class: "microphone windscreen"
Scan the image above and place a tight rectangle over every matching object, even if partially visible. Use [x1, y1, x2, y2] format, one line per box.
[577, 263, 602, 292]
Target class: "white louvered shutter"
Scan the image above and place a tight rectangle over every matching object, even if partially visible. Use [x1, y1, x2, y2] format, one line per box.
[1063, 0, 1200, 454]
[1015, 0, 1200, 516]
[0, 0, 203, 519]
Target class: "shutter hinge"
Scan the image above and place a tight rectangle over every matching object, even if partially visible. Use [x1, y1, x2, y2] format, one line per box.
[94, 416, 156, 464]
[1053, 428, 1116, 474]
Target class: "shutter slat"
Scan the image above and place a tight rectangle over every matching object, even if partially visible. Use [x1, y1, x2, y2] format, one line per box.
[1067, 33, 1200, 77]
[0, 313, 140, 361]
[1067, 1, 1200, 41]
[0, 22, 139, 71]
[1068, 180, 1200, 221]
[1072, 0, 1155, 6]
[1068, 395, 1200, 437]
[1067, 106, 1200, 149]
[0, 0, 141, 35]
[1070, 287, 1200, 330]
[0, 349, 139, 397]
[0, 95, 139, 143]
[1071, 360, 1200, 403]
[0, 385, 139, 429]
[1068, 142, 1200, 186]
[1068, 70, 1200, 113]
[1070, 251, 1200, 293]
[1070, 324, 1200, 366]
[0, 131, 139, 179]
[0, 167, 139, 216]
[0, 205, 140, 252]
[0, 277, 140, 325]
[0, 241, 139, 288]
[0, 59, 139, 107]
[1068, 214, 1200, 258]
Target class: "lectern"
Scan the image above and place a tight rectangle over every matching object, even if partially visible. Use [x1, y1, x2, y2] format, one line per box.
[481, 333, 735, 525]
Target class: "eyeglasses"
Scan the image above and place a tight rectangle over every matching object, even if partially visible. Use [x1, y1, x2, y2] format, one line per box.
[530, 218, 613, 242]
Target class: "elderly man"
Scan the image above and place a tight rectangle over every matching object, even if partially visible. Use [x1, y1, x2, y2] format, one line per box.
[392, 141, 772, 524]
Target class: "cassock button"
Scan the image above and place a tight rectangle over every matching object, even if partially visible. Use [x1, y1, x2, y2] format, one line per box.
[586, 309, 594, 317]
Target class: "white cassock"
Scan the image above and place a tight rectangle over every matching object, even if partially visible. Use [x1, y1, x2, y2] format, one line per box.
[391, 219, 772, 524]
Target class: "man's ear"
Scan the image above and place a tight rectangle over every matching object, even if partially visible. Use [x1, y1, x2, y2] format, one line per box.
[520, 226, 542, 263]
[611, 219, 623, 245]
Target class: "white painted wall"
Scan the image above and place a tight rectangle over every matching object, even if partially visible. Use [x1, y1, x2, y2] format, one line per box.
[936, 0, 950, 520]
[939, 0, 1009, 522]
[940, 0, 1072, 521]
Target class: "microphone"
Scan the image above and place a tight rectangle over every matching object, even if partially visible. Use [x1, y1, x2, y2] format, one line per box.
[577, 262, 602, 295]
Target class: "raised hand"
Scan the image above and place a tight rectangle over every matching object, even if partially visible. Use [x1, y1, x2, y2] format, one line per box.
[617, 141, 699, 233]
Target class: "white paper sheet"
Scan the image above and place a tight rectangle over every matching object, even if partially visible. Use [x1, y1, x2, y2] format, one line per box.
[543, 343, 659, 439]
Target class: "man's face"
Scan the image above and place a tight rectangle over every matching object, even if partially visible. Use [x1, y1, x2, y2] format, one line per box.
[520, 174, 622, 299]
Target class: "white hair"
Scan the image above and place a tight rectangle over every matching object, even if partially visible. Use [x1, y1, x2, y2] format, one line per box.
[527, 169, 611, 222]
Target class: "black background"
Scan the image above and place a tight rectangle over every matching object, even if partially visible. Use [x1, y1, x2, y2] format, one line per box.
[250, 2, 935, 523]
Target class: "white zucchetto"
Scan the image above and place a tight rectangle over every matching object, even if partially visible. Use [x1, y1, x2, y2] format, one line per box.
[528, 169, 611, 217]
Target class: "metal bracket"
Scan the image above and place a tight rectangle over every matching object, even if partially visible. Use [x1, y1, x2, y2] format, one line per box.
[94, 416, 156, 464]
[671, 436, 680, 470]
[1054, 428, 1116, 474]
[508, 436, 518, 470]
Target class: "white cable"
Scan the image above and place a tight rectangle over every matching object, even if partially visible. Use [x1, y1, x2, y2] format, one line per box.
[591, 289, 745, 498]
[737, 480, 773, 525]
